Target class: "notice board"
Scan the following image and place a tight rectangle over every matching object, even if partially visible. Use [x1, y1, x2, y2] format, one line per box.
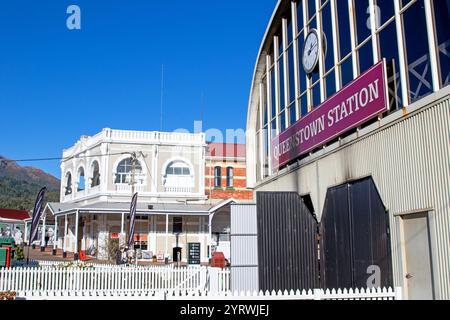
[188, 242, 201, 265]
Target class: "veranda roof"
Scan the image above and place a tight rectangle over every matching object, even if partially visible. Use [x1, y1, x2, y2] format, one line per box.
[44, 199, 239, 217]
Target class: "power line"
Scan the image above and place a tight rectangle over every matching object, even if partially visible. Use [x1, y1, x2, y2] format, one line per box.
[0, 152, 132, 164]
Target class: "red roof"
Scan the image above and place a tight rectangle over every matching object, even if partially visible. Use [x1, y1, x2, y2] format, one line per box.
[207, 143, 246, 158]
[0, 209, 30, 221]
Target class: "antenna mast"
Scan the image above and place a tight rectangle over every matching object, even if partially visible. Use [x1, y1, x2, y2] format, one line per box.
[160, 64, 164, 132]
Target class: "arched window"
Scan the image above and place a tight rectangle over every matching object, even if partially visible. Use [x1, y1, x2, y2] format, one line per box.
[65, 172, 72, 195]
[114, 157, 143, 184]
[226, 167, 234, 188]
[91, 161, 100, 187]
[163, 160, 194, 192]
[77, 167, 85, 192]
[214, 166, 222, 187]
[166, 161, 191, 176]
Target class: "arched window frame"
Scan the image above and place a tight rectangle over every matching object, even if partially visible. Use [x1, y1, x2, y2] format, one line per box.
[90, 159, 101, 188]
[161, 158, 195, 189]
[112, 155, 146, 185]
[64, 171, 73, 196]
[76, 165, 86, 192]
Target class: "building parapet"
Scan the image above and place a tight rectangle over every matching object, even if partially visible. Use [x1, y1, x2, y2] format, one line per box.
[63, 128, 206, 158]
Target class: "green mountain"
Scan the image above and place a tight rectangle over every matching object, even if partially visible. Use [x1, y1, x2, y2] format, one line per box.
[0, 156, 60, 210]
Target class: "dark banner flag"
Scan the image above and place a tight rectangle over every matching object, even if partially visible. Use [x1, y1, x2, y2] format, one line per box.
[29, 187, 47, 244]
[127, 192, 138, 248]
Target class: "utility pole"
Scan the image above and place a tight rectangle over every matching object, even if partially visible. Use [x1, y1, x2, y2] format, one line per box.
[130, 152, 137, 266]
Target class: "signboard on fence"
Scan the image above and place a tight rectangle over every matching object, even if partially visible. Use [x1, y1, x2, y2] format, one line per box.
[188, 242, 201, 265]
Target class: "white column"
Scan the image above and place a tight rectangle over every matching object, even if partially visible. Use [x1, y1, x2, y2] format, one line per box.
[330, 0, 342, 91]
[394, 0, 410, 107]
[119, 212, 125, 247]
[424, 0, 440, 92]
[24, 222, 28, 244]
[208, 214, 213, 259]
[147, 215, 151, 255]
[88, 219, 93, 250]
[82, 223, 86, 251]
[165, 213, 169, 257]
[63, 215, 68, 254]
[266, 55, 273, 175]
[348, 0, 358, 79]
[369, 0, 380, 63]
[40, 214, 46, 249]
[53, 216, 58, 254]
[316, 0, 326, 103]
[291, 0, 301, 119]
[74, 210, 79, 259]
[150, 216, 157, 255]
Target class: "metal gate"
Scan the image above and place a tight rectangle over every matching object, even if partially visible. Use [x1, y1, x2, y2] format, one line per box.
[256, 192, 319, 292]
[320, 177, 393, 290]
[230, 204, 259, 292]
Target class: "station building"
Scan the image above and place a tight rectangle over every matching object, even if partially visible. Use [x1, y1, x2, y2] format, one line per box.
[245, 0, 449, 299]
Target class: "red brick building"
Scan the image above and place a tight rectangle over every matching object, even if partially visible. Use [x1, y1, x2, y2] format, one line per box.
[205, 142, 253, 202]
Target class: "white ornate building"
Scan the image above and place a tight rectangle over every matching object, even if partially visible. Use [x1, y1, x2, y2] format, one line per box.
[42, 128, 235, 263]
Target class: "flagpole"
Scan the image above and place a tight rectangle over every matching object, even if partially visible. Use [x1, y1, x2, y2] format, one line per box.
[26, 242, 30, 265]
[131, 152, 136, 266]
[27, 187, 47, 266]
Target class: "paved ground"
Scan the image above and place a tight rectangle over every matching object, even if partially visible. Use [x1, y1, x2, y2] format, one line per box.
[24, 246, 108, 264]
[22, 246, 208, 266]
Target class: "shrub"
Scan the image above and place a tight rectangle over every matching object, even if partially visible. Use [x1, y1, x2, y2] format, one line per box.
[107, 238, 120, 263]
[0, 291, 16, 300]
[15, 245, 24, 260]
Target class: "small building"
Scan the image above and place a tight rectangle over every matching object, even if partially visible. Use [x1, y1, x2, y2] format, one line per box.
[0, 208, 30, 244]
[205, 143, 254, 261]
[205, 143, 253, 202]
[42, 129, 235, 263]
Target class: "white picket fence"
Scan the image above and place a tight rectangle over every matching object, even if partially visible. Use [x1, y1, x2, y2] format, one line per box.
[165, 287, 403, 300]
[0, 265, 219, 292]
[1, 265, 402, 300]
[14, 260, 175, 268]
[15, 287, 402, 300]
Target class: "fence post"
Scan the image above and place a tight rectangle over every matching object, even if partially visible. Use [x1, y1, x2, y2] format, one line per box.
[313, 288, 323, 300]
[394, 287, 403, 300]
[208, 268, 219, 293]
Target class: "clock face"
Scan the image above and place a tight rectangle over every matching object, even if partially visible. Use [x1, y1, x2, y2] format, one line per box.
[302, 29, 320, 74]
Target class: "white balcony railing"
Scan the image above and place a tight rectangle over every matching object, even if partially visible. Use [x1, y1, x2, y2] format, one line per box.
[63, 129, 205, 158]
[164, 186, 194, 194]
[115, 184, 146, 193]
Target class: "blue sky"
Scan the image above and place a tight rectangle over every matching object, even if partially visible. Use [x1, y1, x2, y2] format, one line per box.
[0, 0, 276, 178]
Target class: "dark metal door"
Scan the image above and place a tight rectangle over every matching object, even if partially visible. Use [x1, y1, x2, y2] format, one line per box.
[257, 192, 319, 292]
[320, 177, 393, 289]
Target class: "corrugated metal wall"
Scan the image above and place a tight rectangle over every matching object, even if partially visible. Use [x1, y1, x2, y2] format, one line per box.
[255, 94, 450, 299]
[257, 192, 319, 291]
[230, 204, 259, 292]
[320, 177, 393, 290]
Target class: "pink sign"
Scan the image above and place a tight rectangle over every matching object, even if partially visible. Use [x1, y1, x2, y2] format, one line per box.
[272, 60, 389, 169]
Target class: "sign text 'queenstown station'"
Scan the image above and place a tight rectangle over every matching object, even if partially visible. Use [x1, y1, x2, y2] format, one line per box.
[272, 60, 389, 169]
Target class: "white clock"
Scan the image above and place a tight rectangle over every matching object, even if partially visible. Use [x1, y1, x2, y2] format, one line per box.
[302, 29, 321, 74]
